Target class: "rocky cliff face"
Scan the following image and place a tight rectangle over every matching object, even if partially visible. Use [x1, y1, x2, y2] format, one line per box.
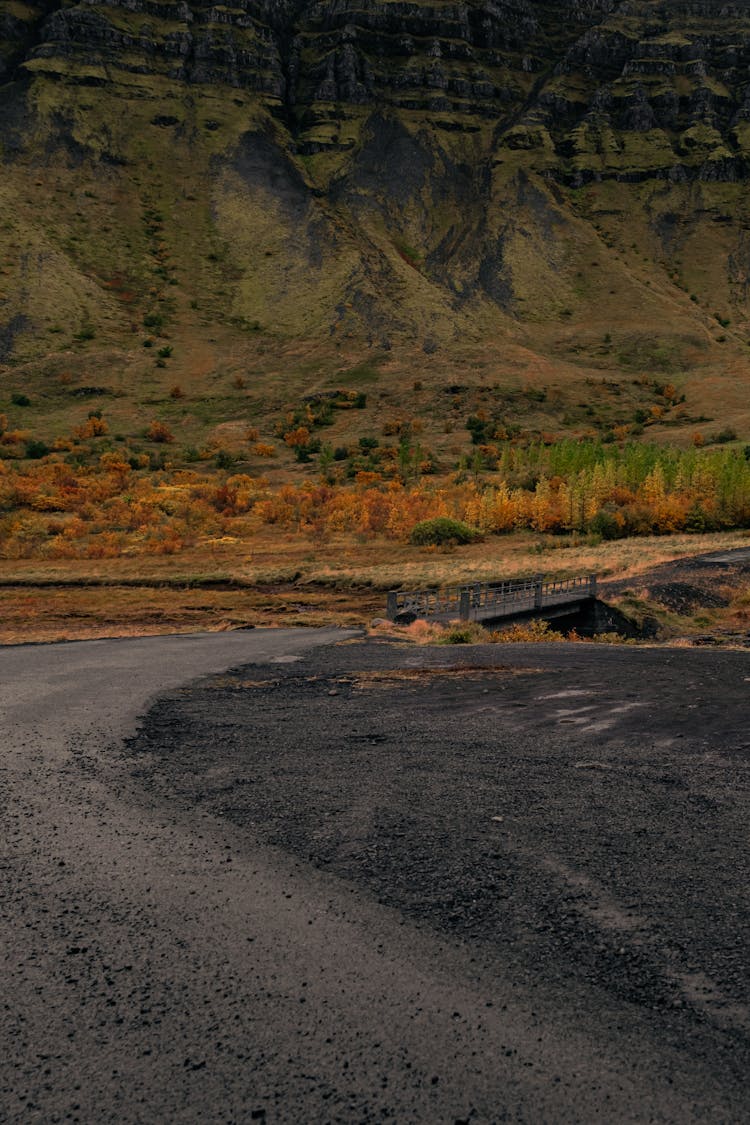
[3, 0, 750, 394]
[9, 0, 750, 179]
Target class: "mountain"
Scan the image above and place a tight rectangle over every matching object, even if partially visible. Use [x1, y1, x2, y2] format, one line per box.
[2, 0, 750, 451]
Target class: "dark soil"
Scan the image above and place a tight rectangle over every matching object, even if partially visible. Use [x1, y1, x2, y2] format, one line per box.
[5, 627, 748, 1122]
[603, 544, 750, 641]
[126, 637, 750, 1102]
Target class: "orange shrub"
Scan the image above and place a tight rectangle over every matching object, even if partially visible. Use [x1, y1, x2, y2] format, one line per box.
[1, 429, 30, 446]
[46, 536, 80, 559]
[283, 426, 310, 449]
[99, 452, 132, 474]
[252, 442, 276, 458]
[146, 420, 174, 443]
[75, 416, 109, 440]
[85, 532, 124, 559]
[212, 475, 262, 515]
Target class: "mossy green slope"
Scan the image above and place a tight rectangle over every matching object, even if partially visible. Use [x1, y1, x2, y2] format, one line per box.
[2, 0, 750, 451]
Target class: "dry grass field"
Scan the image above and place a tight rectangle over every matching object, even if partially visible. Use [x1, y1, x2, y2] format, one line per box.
[3, 525, 748, 645]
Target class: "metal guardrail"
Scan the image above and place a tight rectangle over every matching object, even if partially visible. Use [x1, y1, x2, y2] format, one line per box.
[386, 574, 597, 623]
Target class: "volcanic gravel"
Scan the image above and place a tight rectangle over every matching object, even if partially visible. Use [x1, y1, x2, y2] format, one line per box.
[126, 639, 750, 1112]
[4, 630, 750, 1123]
[603, 544, 750, 630]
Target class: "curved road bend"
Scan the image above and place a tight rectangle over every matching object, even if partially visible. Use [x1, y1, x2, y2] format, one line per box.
[0, 629, 745, 1123]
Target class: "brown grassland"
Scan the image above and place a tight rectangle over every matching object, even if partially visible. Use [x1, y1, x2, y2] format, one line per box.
[2, 522, 749, 645]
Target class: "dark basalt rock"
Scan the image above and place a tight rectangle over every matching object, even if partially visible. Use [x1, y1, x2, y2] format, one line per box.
[4, 0, 750, 183]
[4, 0, 750, 358]
[0, 314, 29, 362]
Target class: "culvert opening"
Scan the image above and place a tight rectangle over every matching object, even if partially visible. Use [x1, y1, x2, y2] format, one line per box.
[536, 599, 649, 640]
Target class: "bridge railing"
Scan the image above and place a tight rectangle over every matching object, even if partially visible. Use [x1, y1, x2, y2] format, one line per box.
[386, 574, 597, 622]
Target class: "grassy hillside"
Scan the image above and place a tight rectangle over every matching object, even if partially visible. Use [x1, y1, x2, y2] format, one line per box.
[2, 0, 750, 472]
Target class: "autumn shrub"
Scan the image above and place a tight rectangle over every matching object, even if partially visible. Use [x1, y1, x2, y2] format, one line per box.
[98, 451, 132, 474]
[3, 436, 750, 562]
[215, 449, 235, 470]
[592, 632, 633, 645]
[1, 429, 30, 447]
[251, 442, 276, 458]
[75, 415, 109, 440]
[588, 507, 625, 540]
[436, 622, 493, 644]
[494, 619, 565, 643]
[619, 503, 659, 536]
[85, 532, 124, 559]
[283, 426, 308, 446]
[145, 420, 174, 444]
[404, 619, 444, 643]
[410, 517, 481, 546]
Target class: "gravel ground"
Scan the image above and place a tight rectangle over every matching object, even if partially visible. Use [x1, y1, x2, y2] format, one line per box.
[129, 638, 750, 1120]
[3, 631, 750, 1122]
[602, 544, 750, 641]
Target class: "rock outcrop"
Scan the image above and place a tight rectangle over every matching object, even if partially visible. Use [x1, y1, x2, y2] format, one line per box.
[3, 1, 750, 364]
[7, 0, 750, 179]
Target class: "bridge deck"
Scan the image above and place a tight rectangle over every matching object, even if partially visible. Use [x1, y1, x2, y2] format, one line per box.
[387, 574, 597, 625]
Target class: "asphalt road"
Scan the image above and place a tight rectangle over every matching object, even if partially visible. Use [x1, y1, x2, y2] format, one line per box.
[2, 631, 749, 1123]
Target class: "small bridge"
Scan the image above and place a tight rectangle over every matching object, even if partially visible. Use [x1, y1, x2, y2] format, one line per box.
[386, 574, 598, 626]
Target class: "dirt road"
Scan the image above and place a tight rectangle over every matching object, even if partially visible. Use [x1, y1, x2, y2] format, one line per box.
[2, 631, 749, 1122]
